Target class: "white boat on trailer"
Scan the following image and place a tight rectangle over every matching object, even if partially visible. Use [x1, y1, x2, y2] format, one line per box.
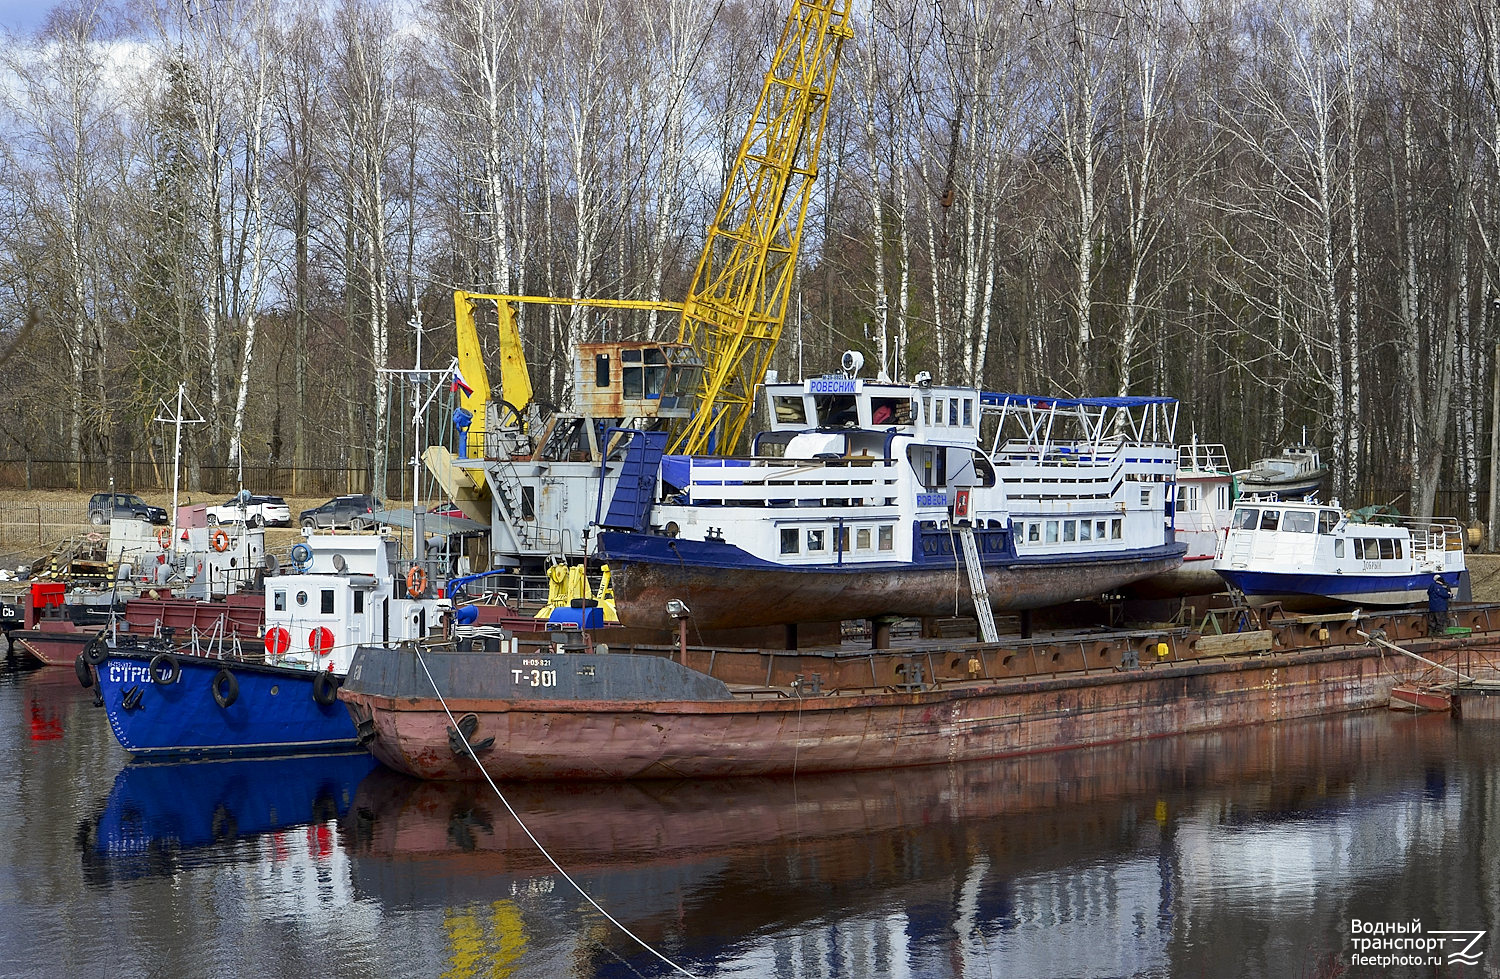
[1213, 498, 1469, 609]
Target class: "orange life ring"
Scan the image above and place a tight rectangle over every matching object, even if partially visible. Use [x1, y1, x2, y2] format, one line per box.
[406, 565, 428, 597]
[211, 528, 231, 553]
[155, 528, 171, 550]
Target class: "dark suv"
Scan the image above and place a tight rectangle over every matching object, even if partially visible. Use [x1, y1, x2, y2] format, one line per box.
[88, 492, 169, 527]
[298, 494, 381, 531]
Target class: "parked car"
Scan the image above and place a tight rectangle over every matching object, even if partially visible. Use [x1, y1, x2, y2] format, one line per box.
[206, 493, 291, 528]
[298, 494, 381, 531]
[430, 500, 465, 518]
[87, 492, 169, 527]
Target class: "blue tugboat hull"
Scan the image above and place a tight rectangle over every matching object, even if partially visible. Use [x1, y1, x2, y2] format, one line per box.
[95, 649, 360, 759]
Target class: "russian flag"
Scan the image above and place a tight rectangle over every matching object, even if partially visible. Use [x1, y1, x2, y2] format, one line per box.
[450, 365, 474, 397]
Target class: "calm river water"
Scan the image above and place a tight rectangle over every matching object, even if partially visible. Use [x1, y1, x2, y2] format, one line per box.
[2, 651, 1498, 979]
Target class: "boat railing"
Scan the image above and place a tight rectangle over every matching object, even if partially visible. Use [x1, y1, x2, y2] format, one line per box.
[678, 457, 902, 507]
[1401, 517, 1466, 560]
[1178, 442, 1232, 475]
[448, 570, 554, 606]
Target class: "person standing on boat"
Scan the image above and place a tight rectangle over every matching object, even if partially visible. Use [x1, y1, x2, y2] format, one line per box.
[1427, 574, 1451, 635]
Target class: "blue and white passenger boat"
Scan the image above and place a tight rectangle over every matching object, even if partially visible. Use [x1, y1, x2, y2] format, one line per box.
[1213, 498, 1469, 609]
[91, 533, 450, 758]
[597, 360, 1187, 632]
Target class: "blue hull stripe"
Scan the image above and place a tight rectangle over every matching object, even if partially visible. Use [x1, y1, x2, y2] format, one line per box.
[1216, 569, 1464, 606]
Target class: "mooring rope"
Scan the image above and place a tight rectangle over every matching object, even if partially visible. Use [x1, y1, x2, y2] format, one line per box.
[411, 645, 699, 979]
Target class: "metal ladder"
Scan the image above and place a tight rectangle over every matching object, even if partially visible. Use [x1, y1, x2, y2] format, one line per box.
[957, 525, 1000, 643]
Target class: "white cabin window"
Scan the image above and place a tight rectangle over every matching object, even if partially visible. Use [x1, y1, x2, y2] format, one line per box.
[1319, 510, 1339, 533]
[780, 529, 799, 555]
[295, 590, 309, 607]
[1283, 510, 1315, 533]
[1394, 540, 1403, 559]
[1028, 523, 1041, 543]
[1096, 520, 1107, 539]
[1140, 488, 1152, 507]
[1079, 520, 1092, 541]
[949, 400, 959, 426]
[807, 529, 826, 552]
[879, 526, 894, 551]
[773, 396, 807, 424]
[856, 528, 871, 550]
[1232, 508, 1259, 530]
[1177, 484, 1200, 511]
[1260, 510, 1281, 531]
[321, 590, 335, 614]
[1111, 519, 1123, 539]
[273, 590, 286, 611]
[1063, 521, 1077, 542]
[1335, 540, 1345, 558]
[354, 591, 365, 614]
[1215, 485, 1231, 510]
[1046, 521, 1059, 543]
[962, 399, 973, 425]
[835, 527, 850, 553]
[1380, 539, 1395, 560]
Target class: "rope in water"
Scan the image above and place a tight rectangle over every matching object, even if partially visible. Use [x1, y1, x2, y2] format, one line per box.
[411, 645, 698, 978]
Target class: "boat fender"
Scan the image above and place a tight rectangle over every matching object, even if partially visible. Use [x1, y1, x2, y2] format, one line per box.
[312, 670, 343, 706]
[290, 542, 313, 569]
[149, 651, 181, 685]
[406, 565, 429, 598]
[211, 528, 231, 553]
[74, 653, 94, 689]
[82, 636, 109, 667]
[211, 668, 239, 708]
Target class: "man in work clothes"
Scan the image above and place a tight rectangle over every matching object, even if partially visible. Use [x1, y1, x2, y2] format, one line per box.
[1427, 574, 1452, 636]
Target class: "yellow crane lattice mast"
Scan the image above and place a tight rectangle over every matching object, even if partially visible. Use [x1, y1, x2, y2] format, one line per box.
[670, 0, 853, 455]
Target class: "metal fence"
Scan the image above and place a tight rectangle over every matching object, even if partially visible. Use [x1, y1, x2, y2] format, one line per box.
[0, 459, 408, 497]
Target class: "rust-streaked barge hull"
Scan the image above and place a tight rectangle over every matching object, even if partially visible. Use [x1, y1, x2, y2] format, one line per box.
[340, 640, 1438, 781]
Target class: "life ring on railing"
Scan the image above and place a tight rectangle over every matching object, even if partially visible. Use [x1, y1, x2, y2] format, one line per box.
[211, 528, 230, 553]
[406, 565, 429, 598]
[155, 528, 171, 550]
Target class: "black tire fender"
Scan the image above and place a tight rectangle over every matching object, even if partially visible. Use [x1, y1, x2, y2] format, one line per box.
[149, 651, 181, 685]
[82, 636, 109, 667]
[212, 668, 239, 709]
[74, 653, 94, 689]
[312, 670, 342, 706]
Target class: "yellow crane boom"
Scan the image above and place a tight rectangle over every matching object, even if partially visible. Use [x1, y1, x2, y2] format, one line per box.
[670, 0, 854, 454]
[449, 1, 851, 460]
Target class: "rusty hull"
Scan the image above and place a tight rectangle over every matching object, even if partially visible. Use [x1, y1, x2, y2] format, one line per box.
[341, 640, 1443, 781]
[610, 550, 1187, 631]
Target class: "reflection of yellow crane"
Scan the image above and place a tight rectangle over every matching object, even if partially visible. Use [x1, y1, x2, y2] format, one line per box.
[450, 0, 852, 456]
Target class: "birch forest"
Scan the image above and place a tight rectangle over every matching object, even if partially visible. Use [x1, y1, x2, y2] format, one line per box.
[0, 0, 1497, 529]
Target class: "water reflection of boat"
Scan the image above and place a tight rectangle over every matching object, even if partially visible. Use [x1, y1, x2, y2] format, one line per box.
[336, 714, 1457, 975]
[78, 750, 378, 885]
